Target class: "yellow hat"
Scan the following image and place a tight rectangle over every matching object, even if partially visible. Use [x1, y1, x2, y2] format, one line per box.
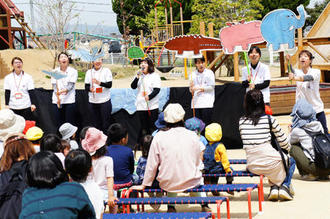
[26, 127, 44, 141]
[205, 123, 222, 142]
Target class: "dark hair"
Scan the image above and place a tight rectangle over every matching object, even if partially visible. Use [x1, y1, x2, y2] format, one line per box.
[248, 46, 261, 57]
[298, 50, 314, 67]
[61, 140, 71, 150]
[27, 151, 69, 188]
[11, 57, 23, 65]
[140, 135, 153, 158]
[140, 58, 155, 73]
[0, 135, 35, 172]
[106, 123, 128, 144]
[92, 145, 107, 159]
[65, 149, 91, 182]
[166, 121, 185, 129]
[243, 89, 265, 125]
[40, 134, 63, 153]
[194, 56, 205, 64]
[57, 52, 69, 61]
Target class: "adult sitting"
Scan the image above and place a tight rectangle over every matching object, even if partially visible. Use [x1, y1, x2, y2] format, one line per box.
[289, 99, 330, 180]
[131, 103, 208, 212]
[19, 151, 95, 218]
[239, 89, 295, 201]
[0, 135, 35, 218]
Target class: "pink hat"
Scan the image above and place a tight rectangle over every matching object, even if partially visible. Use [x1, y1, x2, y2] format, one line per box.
[81, 128, 107, 155]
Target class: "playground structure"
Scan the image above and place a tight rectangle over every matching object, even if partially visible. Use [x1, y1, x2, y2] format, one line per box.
[0, 0, 46, 49]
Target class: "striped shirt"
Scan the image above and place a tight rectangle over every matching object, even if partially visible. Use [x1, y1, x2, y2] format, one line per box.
[239, 115, 290, 151]
[19, 182, 95, 219]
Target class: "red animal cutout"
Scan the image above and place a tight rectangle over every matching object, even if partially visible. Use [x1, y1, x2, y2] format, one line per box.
[219, 20, 264, 54]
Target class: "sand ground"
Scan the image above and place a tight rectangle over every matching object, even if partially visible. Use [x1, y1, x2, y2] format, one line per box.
[0, 49, 329, 218]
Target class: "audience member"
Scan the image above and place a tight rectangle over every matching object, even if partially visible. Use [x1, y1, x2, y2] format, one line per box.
[26, 126, 43, 152]
[59, 122, 79, 150]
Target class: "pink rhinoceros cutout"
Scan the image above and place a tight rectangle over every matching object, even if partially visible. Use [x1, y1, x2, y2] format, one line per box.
[219, 20, 265, 54]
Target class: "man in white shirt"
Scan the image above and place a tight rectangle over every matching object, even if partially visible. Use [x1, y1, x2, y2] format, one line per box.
[190, 56, 215, 126]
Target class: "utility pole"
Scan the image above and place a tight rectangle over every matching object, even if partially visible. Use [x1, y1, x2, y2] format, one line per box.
[29, 0, 35, 30]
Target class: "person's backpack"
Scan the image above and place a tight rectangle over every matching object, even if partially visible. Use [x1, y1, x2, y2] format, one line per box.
[304, 130, 330, 169]
[0, 161, 28, 219]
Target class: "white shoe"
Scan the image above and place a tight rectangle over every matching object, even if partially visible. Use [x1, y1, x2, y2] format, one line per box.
[268, 185, 279, 201]
[279, 185, 293, 201]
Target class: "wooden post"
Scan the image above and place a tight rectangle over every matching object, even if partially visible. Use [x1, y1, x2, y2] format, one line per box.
[199, 21, 207, 63]
[297, 28, 303, 69]
[170, 6, 174, 37]
[184, 58, 188, 79]
[180, 6, 184, 35]
[234, 52, 239, 82]
[279, 52, 285, 77]
[155, 7, 159, 42]
[7, 11, 12, 49]
[208, 23, 215, 70]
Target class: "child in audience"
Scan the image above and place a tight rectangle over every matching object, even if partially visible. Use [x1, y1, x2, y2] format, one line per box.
[79, 126, 92, 147]
[40, 133, 67, 167]
[106, 123, 134, 190]
[59, 122, 79, 150]
[151, 112, 168, 136]
[61, 139, 71, 156]
[82, 127, 118, 213]
[65, 149, 105, 219]
[204, 123, 234, 195]
[26, 126, 44, 152]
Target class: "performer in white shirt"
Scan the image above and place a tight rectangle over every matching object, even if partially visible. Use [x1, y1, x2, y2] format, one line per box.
[4, 57, 36, 121]
[189, 56, 215, 126]
[51, 52, 78, 129]
[85, 58, 113, 133]
[241, 46, 271, 105]
[131, 58, 161, 141]
[287, 50, 328, 134]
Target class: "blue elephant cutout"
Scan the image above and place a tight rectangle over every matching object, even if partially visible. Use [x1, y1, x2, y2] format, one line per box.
[261, 5, 306, 51]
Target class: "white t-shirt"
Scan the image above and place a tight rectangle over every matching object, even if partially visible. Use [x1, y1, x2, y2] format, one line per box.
[84, 67, 113, 104]
[242, 62, 271, 103]
[295, 68, 324, 113]
[191, 68, 215, 108]
[4, 72, 34, 109]
[135, 73, 161, 111]
[88, 156, 114, 191]
[80, 179, 104, 219]
[51, 67, 78, 104]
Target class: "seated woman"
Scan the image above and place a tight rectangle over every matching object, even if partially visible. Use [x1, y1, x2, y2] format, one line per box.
[19, 151, 95, 218]
[239, 89, 295, 201]
[289, 98, 330, 180]
[0, 134, 35, 218]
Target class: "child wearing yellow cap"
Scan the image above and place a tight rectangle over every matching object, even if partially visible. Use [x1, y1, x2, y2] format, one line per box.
[203, 123, 234, 194]
[26, 126, 44, 152]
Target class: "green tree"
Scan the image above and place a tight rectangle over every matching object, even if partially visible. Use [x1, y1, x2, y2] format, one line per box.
[305, 0, 329, 29]
[190, 0, 263, 36]
[260, 0, 310, 17]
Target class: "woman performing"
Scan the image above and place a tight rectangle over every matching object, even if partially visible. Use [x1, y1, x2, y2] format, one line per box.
[51, 52, 78, 129]
[85, 58, 113, 133]
[131, 58, 161, 139]
[242, 46, 271, 105]
[4, 57, 37, 121]
[286, 50, 328, 135]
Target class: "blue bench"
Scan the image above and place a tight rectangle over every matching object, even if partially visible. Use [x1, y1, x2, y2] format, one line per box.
[125, 183, 261, 219]
[202, 171, 265, 202]
[116, 196, 229, 219]
[103, 212, 213, 219]
[229, 159, 247, 164]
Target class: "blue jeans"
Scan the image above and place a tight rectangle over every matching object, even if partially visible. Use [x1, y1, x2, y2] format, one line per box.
[281, 157, 296, 188]
[52, 103, 76, 129]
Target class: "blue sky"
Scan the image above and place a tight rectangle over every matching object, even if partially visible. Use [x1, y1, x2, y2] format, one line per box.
[13, 0, 323, 30]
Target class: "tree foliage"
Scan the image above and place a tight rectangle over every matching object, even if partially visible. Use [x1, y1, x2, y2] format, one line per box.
[260, 0, 310, 17]
[190, 0, 263, 35]
[305, 0, 330, 29]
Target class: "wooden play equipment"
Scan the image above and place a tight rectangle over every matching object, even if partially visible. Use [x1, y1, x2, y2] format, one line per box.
[0, 0, 46, 49]
[140, 0, 192, 73]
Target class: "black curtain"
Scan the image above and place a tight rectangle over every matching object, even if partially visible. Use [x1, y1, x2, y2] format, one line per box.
[33, 83, 245, 149]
